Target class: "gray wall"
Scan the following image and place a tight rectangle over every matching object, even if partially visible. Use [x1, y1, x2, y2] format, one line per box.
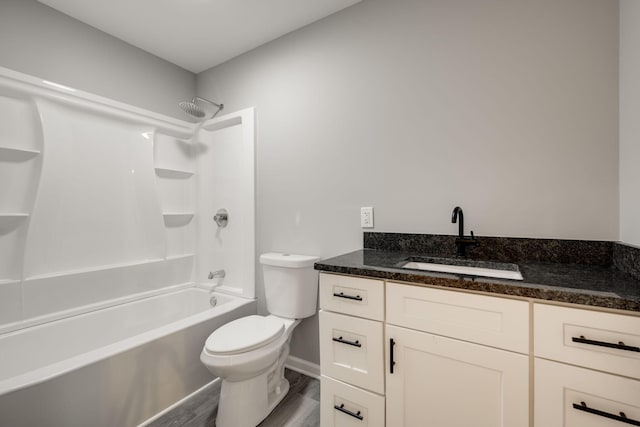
[0, 0, 195, 118]
[197, 0, 620, 364]
[620, 0, 640, 247]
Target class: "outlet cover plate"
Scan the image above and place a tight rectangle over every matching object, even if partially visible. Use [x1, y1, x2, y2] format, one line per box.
[361, 207, 374, 228]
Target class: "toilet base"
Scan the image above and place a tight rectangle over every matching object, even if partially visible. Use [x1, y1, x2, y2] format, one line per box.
[215, 375, 290, 427]
[267, 377, 290, 414]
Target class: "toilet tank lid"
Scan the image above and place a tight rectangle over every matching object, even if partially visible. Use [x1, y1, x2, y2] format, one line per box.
[260, 252, 320, 268]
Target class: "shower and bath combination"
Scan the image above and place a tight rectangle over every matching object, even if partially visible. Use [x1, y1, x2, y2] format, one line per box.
[179, 96, 224, 120]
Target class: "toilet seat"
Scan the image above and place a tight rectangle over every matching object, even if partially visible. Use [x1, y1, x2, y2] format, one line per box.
[205, 315, 284, 355]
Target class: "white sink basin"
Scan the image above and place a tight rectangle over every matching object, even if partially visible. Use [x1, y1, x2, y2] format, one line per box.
[400, 259, 524, 281]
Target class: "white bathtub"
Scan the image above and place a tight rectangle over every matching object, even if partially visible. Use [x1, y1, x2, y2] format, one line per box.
[0, 287, 256, 427]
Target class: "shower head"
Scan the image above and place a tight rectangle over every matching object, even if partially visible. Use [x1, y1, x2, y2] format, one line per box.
[179, 96, 224, 120]
[179, 101, 206, 119]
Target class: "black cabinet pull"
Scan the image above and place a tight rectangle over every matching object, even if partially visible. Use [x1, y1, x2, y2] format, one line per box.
[332, 336, 362, 347]
[573, 401, 640, 426]
[334, 403, 363, 421]
[389, 338, 396, 374]
[572, 335, 640, 353]
[333, 292, 363, 301]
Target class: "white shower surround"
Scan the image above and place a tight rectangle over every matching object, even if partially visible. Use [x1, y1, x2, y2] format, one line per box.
[0, 66, 256, 333]
[0, 66, 257, 424]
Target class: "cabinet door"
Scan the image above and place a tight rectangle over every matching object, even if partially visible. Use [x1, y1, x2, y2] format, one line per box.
[386, 324, 529, 427]
[535, 358, 640, 427]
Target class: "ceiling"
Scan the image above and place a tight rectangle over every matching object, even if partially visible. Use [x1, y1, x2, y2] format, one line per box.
[38, 0, 361, 73]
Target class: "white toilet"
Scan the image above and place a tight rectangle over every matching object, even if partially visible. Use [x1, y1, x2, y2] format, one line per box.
[200, 252, 320, 427]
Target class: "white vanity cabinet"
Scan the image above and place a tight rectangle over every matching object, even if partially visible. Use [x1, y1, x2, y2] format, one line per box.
[533, 304, 640, 427]
[384, 282, 530, 427]
[318, 270, 640, 427]
[319, 273, 386, 427]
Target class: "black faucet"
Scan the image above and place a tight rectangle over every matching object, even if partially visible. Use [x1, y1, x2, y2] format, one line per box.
[451, 206, 477, 257]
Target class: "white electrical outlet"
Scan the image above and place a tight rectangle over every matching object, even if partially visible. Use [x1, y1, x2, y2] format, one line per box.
[361, 207, 374, 228]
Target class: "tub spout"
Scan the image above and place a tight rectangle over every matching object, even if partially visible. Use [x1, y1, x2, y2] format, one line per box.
[208, 270, 225, 280]
[203, 270, 225, 292]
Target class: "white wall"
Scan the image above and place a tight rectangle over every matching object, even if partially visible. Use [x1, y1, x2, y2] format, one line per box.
[197, 0, 620, 364]
[0, 0, 195, 119]
[620, 0, 640, 247]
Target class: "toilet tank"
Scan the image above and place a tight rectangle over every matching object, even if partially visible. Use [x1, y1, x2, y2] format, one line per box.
[260, 253, 320, 319]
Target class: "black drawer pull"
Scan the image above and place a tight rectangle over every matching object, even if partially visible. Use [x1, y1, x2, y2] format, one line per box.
[389, 338, 396, 374]
[572, 335, 640, 353]
[334, 403, 363, 421]
[333, 292, 363, 301]
[573, 402, 640, 426]
[332, 336, 362, 347]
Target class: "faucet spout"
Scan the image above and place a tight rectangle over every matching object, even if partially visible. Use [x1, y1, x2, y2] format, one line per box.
[451, 206, 464, 238]
[208, 270, 225, 280]
[451, 206, 477, 258]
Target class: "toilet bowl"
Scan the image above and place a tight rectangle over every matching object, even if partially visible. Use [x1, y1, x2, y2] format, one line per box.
[200, 253, 319, 427]
[201, 314, 300, 427]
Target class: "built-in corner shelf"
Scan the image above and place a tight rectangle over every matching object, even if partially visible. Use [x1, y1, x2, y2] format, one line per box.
[154, 167, 194, 179]
[0, 213, 29, 233]
[0, 146, 41, 161]
[162, 212, 194, 227]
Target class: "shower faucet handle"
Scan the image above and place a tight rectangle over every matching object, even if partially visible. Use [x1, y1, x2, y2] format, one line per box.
[214, 209, 228, 227]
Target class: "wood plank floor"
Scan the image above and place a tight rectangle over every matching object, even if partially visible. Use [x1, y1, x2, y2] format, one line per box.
[147, 369, 320, 427]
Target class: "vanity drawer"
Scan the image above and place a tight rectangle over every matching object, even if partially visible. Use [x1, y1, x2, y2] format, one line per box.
[535, 358, 640, 427]
[319, 273, 384, 321]
[534, 304, 640, 379]
[321, 375, 385, 427]
[319, 310, 384, 394]
[386, 281, 529, 354]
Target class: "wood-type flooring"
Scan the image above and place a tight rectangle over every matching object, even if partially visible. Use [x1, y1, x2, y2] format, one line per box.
[148, 369, 320, 427]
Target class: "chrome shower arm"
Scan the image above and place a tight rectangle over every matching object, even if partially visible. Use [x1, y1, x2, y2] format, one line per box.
[193, 96, 224, 109]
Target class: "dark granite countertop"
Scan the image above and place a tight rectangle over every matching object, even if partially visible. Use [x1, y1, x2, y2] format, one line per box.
[315, 248, 640, 312]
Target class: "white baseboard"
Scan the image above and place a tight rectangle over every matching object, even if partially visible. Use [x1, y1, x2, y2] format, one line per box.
[285, 355, 320, 379]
